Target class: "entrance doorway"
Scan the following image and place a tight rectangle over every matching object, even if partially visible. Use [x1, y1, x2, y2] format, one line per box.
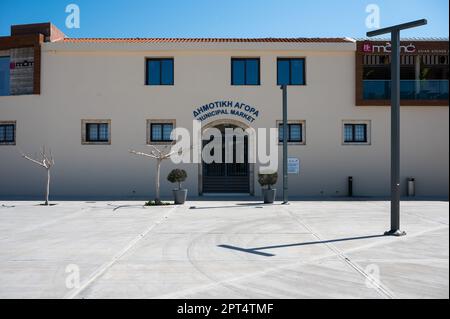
[201, 123, 251, 194]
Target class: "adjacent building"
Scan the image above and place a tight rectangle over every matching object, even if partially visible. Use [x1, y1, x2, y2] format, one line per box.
[0, 23, 448, 199]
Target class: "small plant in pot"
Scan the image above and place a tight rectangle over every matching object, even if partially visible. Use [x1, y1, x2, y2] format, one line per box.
[258, 171, 278, 204]
[167, 169, 188, 205]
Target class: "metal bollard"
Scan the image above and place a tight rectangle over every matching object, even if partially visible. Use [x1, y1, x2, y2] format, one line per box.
[407, 178, 415, 197]
[348, 176, 353, 197]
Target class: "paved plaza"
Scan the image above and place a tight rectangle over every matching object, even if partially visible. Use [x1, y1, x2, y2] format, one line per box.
[0, 200, 448, 299]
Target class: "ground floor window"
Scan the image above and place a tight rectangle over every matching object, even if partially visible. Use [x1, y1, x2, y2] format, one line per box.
[0, 121, 16, 145]
[277, 120, 306, 144]
[342, 121, 371, 145]
[81, 120, 111, 145]
[147, 120, 176, 144]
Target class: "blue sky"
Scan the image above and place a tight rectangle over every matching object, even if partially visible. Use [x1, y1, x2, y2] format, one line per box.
[0, 0, 448, 38]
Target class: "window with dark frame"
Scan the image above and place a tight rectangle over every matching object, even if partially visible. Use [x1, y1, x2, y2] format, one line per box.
[277, 58, 306, 85]
[344, 124, 368, 143]
[150, 123, 174, 142]
[0, 123, 15, 144]
[0, 56, 11, 96]
[146, 58, 174, 85]
[278, 123, 303, 143]
[231, 58, 260, 85]
[86, 123, 109, 142]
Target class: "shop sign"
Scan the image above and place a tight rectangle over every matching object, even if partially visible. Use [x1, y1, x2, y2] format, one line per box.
[10, 59, 34, 69]
[362, 42, 416, 53]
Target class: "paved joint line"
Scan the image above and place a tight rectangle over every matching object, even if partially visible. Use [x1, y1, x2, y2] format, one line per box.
[283, 208, 396, 299]
[63, 206, 177, 299]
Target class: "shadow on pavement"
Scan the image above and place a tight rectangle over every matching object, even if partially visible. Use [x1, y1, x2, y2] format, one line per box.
[218, 234, 388, 257]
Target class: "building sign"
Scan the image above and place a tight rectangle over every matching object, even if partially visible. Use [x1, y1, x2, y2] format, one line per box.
[288, 157, 300, 174]
[193, 101, 260, 123]
[362, 42, 416, 54]
[10, 59, 34, 69]
[360, 41, 449, 56]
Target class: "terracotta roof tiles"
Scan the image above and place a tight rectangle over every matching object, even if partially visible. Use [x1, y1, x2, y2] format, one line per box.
[62, 37, 355, 43]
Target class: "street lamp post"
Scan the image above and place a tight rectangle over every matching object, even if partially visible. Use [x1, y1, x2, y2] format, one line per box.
[367, 19, 427, 236]
[281, 85, 289, 204]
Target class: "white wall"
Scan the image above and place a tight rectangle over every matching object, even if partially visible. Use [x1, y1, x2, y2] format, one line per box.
[0, 44, 448, 199]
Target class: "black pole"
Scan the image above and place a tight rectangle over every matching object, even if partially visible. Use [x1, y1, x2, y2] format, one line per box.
[281, 85, 288, 204]
[389, 30, 402, 235]
[367, 19, 427, 237]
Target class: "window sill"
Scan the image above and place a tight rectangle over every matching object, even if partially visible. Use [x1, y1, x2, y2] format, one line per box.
[81, 141, 111, 145]
[147, 141, 175, 146]
[231, 84, 261, 87]
[342, 142, 371, 146]
[144, 84, 174, 87]
[278, 142, 306, 146]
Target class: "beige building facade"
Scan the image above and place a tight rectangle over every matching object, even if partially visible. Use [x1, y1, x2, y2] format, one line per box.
[0, 24, 448, 199]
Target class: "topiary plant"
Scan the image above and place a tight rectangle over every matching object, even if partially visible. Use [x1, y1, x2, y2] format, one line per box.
[258, 172, 278, 190]
[167, 169, 187, 190]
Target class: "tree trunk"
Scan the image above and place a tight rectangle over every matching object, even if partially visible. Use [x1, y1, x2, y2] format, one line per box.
[178, 181, 181, 190]
[155, 159, 161, 204]
[45, 168, 50, 206]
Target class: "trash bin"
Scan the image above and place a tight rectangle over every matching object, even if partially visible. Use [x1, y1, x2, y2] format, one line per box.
[407, 178, 415, 197]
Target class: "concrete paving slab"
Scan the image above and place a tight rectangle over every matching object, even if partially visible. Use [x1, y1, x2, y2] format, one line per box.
[0, 200, 448, 299]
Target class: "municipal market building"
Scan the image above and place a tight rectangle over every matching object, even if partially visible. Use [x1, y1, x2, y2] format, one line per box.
[0, 23, 448, 199]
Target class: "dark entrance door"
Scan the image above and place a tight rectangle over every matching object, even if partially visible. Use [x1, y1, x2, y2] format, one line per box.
[202, 124, 250, 193]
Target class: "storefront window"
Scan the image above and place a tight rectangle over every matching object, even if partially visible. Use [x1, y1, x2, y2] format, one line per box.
[362, 53, 449, 100]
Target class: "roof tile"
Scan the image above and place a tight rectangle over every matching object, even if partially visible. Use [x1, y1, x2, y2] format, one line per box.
[62, 37, 355, 43]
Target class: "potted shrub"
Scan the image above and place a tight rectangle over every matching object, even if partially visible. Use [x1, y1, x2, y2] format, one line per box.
[167, 169, 188, 204]
[258, 172, 278, 204]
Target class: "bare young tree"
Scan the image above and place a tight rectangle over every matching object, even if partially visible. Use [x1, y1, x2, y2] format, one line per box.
[20, 146, 55, 206]
[129, 145, 187, 205]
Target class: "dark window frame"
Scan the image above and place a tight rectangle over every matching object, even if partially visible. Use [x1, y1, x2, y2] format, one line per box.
[0, 123, 16, 144]
[85, 123, 110, 143]
[145, 58, 174, 86]
[0, 56, 11, 97]
[278, 123, 304, 143]
[344, 123, 368, 143]
[150, 123, 174, 142]
[277, 58, 306, 86]
[231, 58, 261, 86]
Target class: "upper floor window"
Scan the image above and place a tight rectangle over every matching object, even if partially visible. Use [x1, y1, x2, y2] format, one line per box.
[277, 58, 306, 85]
[231, 58, 260, 85]
[146, 58, 174, 85]
[0, 57, 10, 96]
[0, 122, 16, 145]
[81, 120, 111, 145]
[362, 53, 449, 101]
[343, 121, 370, 145]
[277, 121, 305, 144]
[147, 120, 175, 144]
